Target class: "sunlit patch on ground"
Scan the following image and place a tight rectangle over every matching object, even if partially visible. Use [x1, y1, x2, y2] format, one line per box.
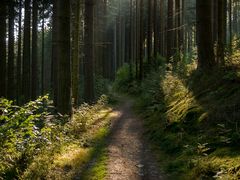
[48, 145, 91, 179]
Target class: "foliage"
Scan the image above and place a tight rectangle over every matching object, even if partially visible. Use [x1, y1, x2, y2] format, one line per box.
[113, 64, 133, 93]
[95, 76, 111, 99]
[0, 95, 64, 179]
[0, 95, 111, 179]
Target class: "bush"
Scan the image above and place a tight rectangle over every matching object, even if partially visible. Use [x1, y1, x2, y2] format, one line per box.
[113, 64, 133, 92]
[21, 95, 109, 179]
[95, 76, 111, 99]
[0, 95, 67, 178]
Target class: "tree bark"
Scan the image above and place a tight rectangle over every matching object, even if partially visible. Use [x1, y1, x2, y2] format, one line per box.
[84, 0, 95, 103]
[72, 0, 80, 106]
[0, 1, 7, 97]
[229, 0, 232, 53]
[147, 0, 153, 63]
[217, 0, 227, 66]
[139, 0, 144, 81]
[159, 0, 164, 56]
[17, 0, 22, 103]
[32, 0, 39, 100]
[41, 1, 45, 95]
[153, 0, 158, 59]
[52, 0, 72, 115]
[167, 0, 174, 62]
[23, 0, 31, 102]
[7, 0, 15, 100]
[196, 0, 215, 70]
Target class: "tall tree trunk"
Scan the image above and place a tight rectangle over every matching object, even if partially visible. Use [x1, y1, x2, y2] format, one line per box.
[72, 0, 80, 106]
[159, 0, 164, 56]
[0, 1, 7, 97]
[167, 0, 174, 62]
[181, 0, 185, 57]
[17, 0, 22, 103]
[84, 0, 95, 103]
[212, 0, 218, 44]
[175, 0, 181, 61]
[23, 0, 31, 102]
[32, 0, 39, 100]
[217, 0, 227, 66]
[147, 0, 153, 63]
[233, 2, 237, 35]
[102, 0, 108, 79]
[7, 0, 15, 100]
[52, 0, 58, 106]
[229, 0, 232, 53]
[52, 0, 72, 115]
[41, 2, 45, 95]
[153, 0, 158, 59]
[121, 16, 125, 66]
[129, 0, 133, 78]
[196, 0, 215, 70]
[135, 0, 139, 79]
[139, 0, 144, 81]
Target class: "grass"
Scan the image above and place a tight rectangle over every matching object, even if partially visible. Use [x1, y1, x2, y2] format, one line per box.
[80, 127, 109, 180]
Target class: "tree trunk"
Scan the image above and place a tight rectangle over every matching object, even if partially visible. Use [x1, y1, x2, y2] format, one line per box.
[52, 0, 58, 106]
[147, 0, 153, 63]
[153, 0, 158, 59]
[0, 1, 7, 97]
[52, 0, 72, 115]
[102, 0, 109, 79]
[139, 0, 144, 81]
[217, 0, 227, 66]
[23, 0, 31, 102]
[7, 0, 15, 100]
[212, 0, 218, 44]
[32, 0, 39, 100]
[229, 0, 232, 53]
[167, 0, 174, 62]
[71, 0, 80, 106]
[159, 0, 164, 56]
[175, 0, 181, 61]
[129, 0, 133, 78]
[84, 0, 95, 103]
[196, 0, 215, 70]
[41, 2, 45, 95]
[17, 0, 22, 103]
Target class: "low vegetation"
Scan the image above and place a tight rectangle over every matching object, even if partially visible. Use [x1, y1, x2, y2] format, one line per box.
[114, 57, 240, 179]
[0, 95, 117, 179]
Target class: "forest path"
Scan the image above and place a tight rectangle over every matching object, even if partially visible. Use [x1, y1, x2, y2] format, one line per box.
[106, 99, 164, 180]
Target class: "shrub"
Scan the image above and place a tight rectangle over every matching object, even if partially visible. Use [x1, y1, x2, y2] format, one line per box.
[0, 95, 67, 178]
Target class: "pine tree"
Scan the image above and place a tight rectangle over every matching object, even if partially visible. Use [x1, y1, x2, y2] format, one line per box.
[196, 0, 215, 70]
[7, 0, 15, 100]
[84, 0, 95, 103]
[52, 0, 72, 115]
[0, 1, 7, 97]
[22, 0, 31, 102]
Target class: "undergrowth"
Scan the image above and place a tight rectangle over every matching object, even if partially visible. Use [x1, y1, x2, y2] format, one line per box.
[114, 59, 240, 179]
[0, 95, 115, 179]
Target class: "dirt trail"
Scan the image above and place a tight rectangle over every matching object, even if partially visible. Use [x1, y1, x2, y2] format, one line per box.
[107, 100, 164, 180]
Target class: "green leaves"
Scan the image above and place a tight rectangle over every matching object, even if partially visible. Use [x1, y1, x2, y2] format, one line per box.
[0, 95, 60, 178]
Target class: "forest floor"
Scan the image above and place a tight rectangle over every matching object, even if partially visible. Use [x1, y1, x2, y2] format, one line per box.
[105, 99, 164, 180]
